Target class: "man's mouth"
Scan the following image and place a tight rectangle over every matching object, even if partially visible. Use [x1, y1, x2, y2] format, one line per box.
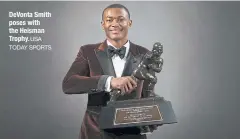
[111, 30, 120, 34]
[110, 29, 122, 34]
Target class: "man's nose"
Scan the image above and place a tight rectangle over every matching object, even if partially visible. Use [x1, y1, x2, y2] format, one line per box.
[111, 19, 120, 26]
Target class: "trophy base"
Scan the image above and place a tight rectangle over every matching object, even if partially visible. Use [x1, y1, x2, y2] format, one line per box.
[99, 97, 177, 129]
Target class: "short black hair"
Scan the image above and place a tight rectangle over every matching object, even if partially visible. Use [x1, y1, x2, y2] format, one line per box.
[102, 4, 130, 20]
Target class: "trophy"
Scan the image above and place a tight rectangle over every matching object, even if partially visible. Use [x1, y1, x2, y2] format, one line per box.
[99, 42, 177, 134]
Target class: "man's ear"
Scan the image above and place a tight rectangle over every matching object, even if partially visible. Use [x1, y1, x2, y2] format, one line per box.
[128, 20, 132, 27]
[101, 21, 104, 30]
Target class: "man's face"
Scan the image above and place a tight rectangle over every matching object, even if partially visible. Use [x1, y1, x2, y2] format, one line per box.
[101, 8, 132, 41]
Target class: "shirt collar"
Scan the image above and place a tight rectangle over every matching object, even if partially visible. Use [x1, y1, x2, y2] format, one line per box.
[106, 40, 130, 58]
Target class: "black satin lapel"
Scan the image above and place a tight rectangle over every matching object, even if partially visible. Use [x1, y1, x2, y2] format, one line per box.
[95, 49, 116, 77]
[121, 52, 138, 77]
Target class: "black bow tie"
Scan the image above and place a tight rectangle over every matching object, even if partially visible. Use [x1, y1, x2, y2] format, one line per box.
[108, 45, 126, 59]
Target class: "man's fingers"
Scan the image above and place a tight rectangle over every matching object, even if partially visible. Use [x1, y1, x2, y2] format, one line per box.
[127, 77, 137, 87]
[124, 85, 129, 95]
[127, 81, 133, 93]
[112, 77, 137, 95]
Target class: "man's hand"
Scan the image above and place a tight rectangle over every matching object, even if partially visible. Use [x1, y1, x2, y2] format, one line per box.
[110, 76, 137, 95]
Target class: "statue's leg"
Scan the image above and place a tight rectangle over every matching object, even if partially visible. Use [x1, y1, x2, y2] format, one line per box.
[148, 84, 156, 97]
[145, 73, 157, 97]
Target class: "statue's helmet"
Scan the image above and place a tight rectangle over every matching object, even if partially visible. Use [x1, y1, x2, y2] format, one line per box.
[152, 42, 163, 55]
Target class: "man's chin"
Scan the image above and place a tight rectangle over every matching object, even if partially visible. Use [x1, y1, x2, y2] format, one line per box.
[106, 34, 125, 41]
[110, 37, 123, 41]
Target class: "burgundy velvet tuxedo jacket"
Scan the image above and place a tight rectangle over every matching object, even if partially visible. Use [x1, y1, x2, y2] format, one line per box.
[62, 40, 151, 138]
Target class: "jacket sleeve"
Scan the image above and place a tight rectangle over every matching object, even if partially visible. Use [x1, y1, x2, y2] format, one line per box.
[62, 46, 110, 94]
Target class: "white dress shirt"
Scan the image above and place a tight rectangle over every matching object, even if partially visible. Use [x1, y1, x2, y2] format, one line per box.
[104, 40, 130, 92]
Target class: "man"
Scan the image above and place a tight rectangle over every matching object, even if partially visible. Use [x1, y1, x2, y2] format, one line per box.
[62, 4, 156, 139]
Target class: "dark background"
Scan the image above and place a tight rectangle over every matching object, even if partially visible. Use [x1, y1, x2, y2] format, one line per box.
[0, 1, 240, 139]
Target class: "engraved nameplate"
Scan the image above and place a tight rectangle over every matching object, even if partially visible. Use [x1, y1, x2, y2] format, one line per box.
[114, 105, 163, 125]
